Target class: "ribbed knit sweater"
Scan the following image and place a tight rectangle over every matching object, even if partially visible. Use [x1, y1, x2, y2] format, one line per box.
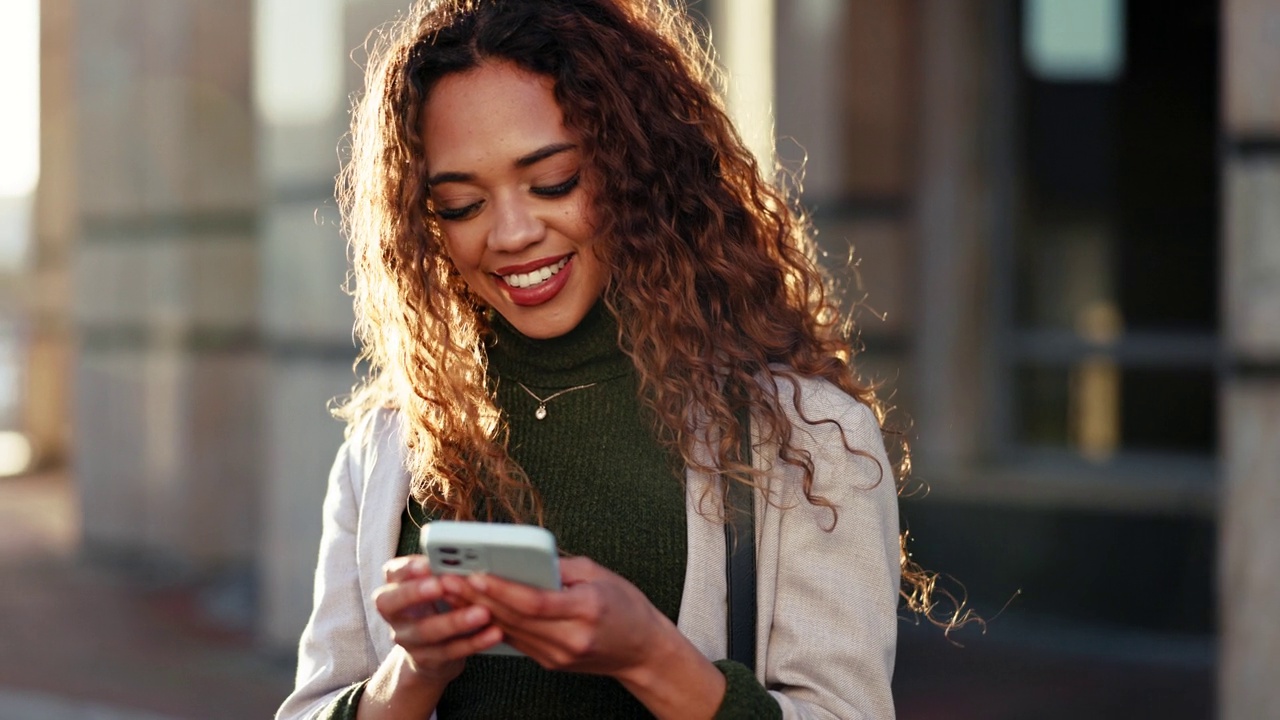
[323, 303, 780, 718]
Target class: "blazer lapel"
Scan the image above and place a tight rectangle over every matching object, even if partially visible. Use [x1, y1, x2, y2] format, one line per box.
[355, 410, 413, 662]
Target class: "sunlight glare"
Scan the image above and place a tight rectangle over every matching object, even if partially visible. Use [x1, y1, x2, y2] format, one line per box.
[0, 0, 40, 198]
[254, 0, 342, 125]
[0, 431, 32, 477]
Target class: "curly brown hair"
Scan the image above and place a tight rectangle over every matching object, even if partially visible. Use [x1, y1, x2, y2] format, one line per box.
[338, 0, 955, 623]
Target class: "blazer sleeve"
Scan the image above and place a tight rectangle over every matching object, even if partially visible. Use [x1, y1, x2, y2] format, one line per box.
[276, 439, 381, 720]
[761, 384, 900, 720]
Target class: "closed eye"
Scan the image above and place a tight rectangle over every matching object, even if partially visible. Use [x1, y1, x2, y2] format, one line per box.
[431, 172, 578, 221]
[434, 200, 481, 222]
[531, 173, 580, 198]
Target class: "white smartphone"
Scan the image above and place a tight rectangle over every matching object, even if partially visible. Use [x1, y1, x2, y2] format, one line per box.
[420, 520, 561, 656]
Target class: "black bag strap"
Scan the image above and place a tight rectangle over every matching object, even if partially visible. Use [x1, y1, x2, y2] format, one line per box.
[725, 405, 757, 670]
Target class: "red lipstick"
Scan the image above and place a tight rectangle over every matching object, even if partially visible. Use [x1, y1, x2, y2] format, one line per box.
[494, 254, 575, 307]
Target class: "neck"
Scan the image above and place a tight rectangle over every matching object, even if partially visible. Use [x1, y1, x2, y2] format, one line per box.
[485, 301, 632, 388]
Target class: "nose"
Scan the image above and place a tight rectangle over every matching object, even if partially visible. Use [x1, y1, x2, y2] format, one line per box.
[487, 191, 545, 253]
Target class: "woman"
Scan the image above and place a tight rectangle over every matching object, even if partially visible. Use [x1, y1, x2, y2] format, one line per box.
[279, 0, 921, 717]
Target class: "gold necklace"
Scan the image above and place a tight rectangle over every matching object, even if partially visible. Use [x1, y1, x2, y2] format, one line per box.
[514, 381, 599, 420]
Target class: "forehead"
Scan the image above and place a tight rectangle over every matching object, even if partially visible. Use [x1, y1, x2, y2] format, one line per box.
[422, 61, 572, 173]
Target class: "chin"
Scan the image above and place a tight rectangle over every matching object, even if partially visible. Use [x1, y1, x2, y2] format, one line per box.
[501, 304, 588, 340]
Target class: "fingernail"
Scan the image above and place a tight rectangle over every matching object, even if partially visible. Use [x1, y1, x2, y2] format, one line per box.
[466, 606, 486, 623]
[419, 578, 439, 595]
[412, 556, 430, 573]
[468, 574, 488, 592]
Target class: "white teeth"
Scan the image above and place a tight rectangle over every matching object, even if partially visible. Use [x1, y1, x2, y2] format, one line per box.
[503, 257, 569, 289]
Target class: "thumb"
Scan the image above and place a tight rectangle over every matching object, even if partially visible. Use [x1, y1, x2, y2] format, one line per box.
[558, 556, 605, 586]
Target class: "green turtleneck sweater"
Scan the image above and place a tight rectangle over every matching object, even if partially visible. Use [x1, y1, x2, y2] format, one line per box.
[321, 304, 781, 719]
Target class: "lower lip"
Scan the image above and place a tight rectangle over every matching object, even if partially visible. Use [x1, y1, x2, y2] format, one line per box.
[498, 256, 574, 307]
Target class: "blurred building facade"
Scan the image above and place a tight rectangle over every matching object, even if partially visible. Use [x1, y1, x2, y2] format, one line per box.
[19, 0, 1280, 716]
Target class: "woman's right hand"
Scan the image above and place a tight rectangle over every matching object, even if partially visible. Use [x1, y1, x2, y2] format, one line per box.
[357, 556, 502, 718]
[372, 555, 504, 684]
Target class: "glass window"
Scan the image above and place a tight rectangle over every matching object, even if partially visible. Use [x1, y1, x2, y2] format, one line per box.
[1008, 0, 1220, 461]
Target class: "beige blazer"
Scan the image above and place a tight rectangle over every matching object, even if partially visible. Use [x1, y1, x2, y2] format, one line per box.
[278, 374, 899, 720]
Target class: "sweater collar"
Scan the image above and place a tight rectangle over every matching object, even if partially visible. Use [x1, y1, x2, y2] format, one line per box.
[486, 301, 633, 388]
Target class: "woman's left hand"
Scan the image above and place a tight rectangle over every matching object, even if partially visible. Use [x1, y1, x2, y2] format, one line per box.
[441, 557, 728, 719]
[438, 556, 667, 677]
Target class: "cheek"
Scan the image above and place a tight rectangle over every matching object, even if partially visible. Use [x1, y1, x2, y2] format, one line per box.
[568, 178, 600, 231]
[440, 228, 483, 271]
[568, 200, 600, 245]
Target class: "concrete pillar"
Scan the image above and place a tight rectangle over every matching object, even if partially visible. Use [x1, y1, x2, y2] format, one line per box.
[68, 0, 262, 569]
[27, 0, 71, 473]
[911, 0, 999, 467]
[1219, 2, 1280, 713]
[256, 0, 404, 651]
[1221, 380, 1280, 719]
[774, 0, 917, 414]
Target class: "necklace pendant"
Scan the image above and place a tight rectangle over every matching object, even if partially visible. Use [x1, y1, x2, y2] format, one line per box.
[515, 380, 597, 421]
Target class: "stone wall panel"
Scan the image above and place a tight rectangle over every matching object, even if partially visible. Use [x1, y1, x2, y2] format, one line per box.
[1224, 0, 1280, 135]
[1225, 159, 1280, 357]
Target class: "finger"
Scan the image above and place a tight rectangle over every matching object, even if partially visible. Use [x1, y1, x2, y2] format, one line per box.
[557, 556, 604, 586]
[413, 624, 504, 665]
[466, 573, 585, 619]
[493, 619, 606, 673]
[448, 575, 592, 641]
[395, 604, 492, 647]
[440, 575, 532, 627]
[383, 555, 433, 583]
[452, 588, 603, 669]
[440, 589, 474, 612]
[373, 575, 445, 621]
[489, 627, 563, 665]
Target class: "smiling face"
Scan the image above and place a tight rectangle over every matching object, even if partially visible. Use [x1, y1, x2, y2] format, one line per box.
[422, 61, 607, 340]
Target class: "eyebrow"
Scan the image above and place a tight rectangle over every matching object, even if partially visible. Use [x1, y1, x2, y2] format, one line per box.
[427, 142, 578, 187]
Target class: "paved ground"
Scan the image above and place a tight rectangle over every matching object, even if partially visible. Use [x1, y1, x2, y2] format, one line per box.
[0, 472, 293, 719]
[894, 621, 1214, 719]
[0, 471, 1213, 719]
